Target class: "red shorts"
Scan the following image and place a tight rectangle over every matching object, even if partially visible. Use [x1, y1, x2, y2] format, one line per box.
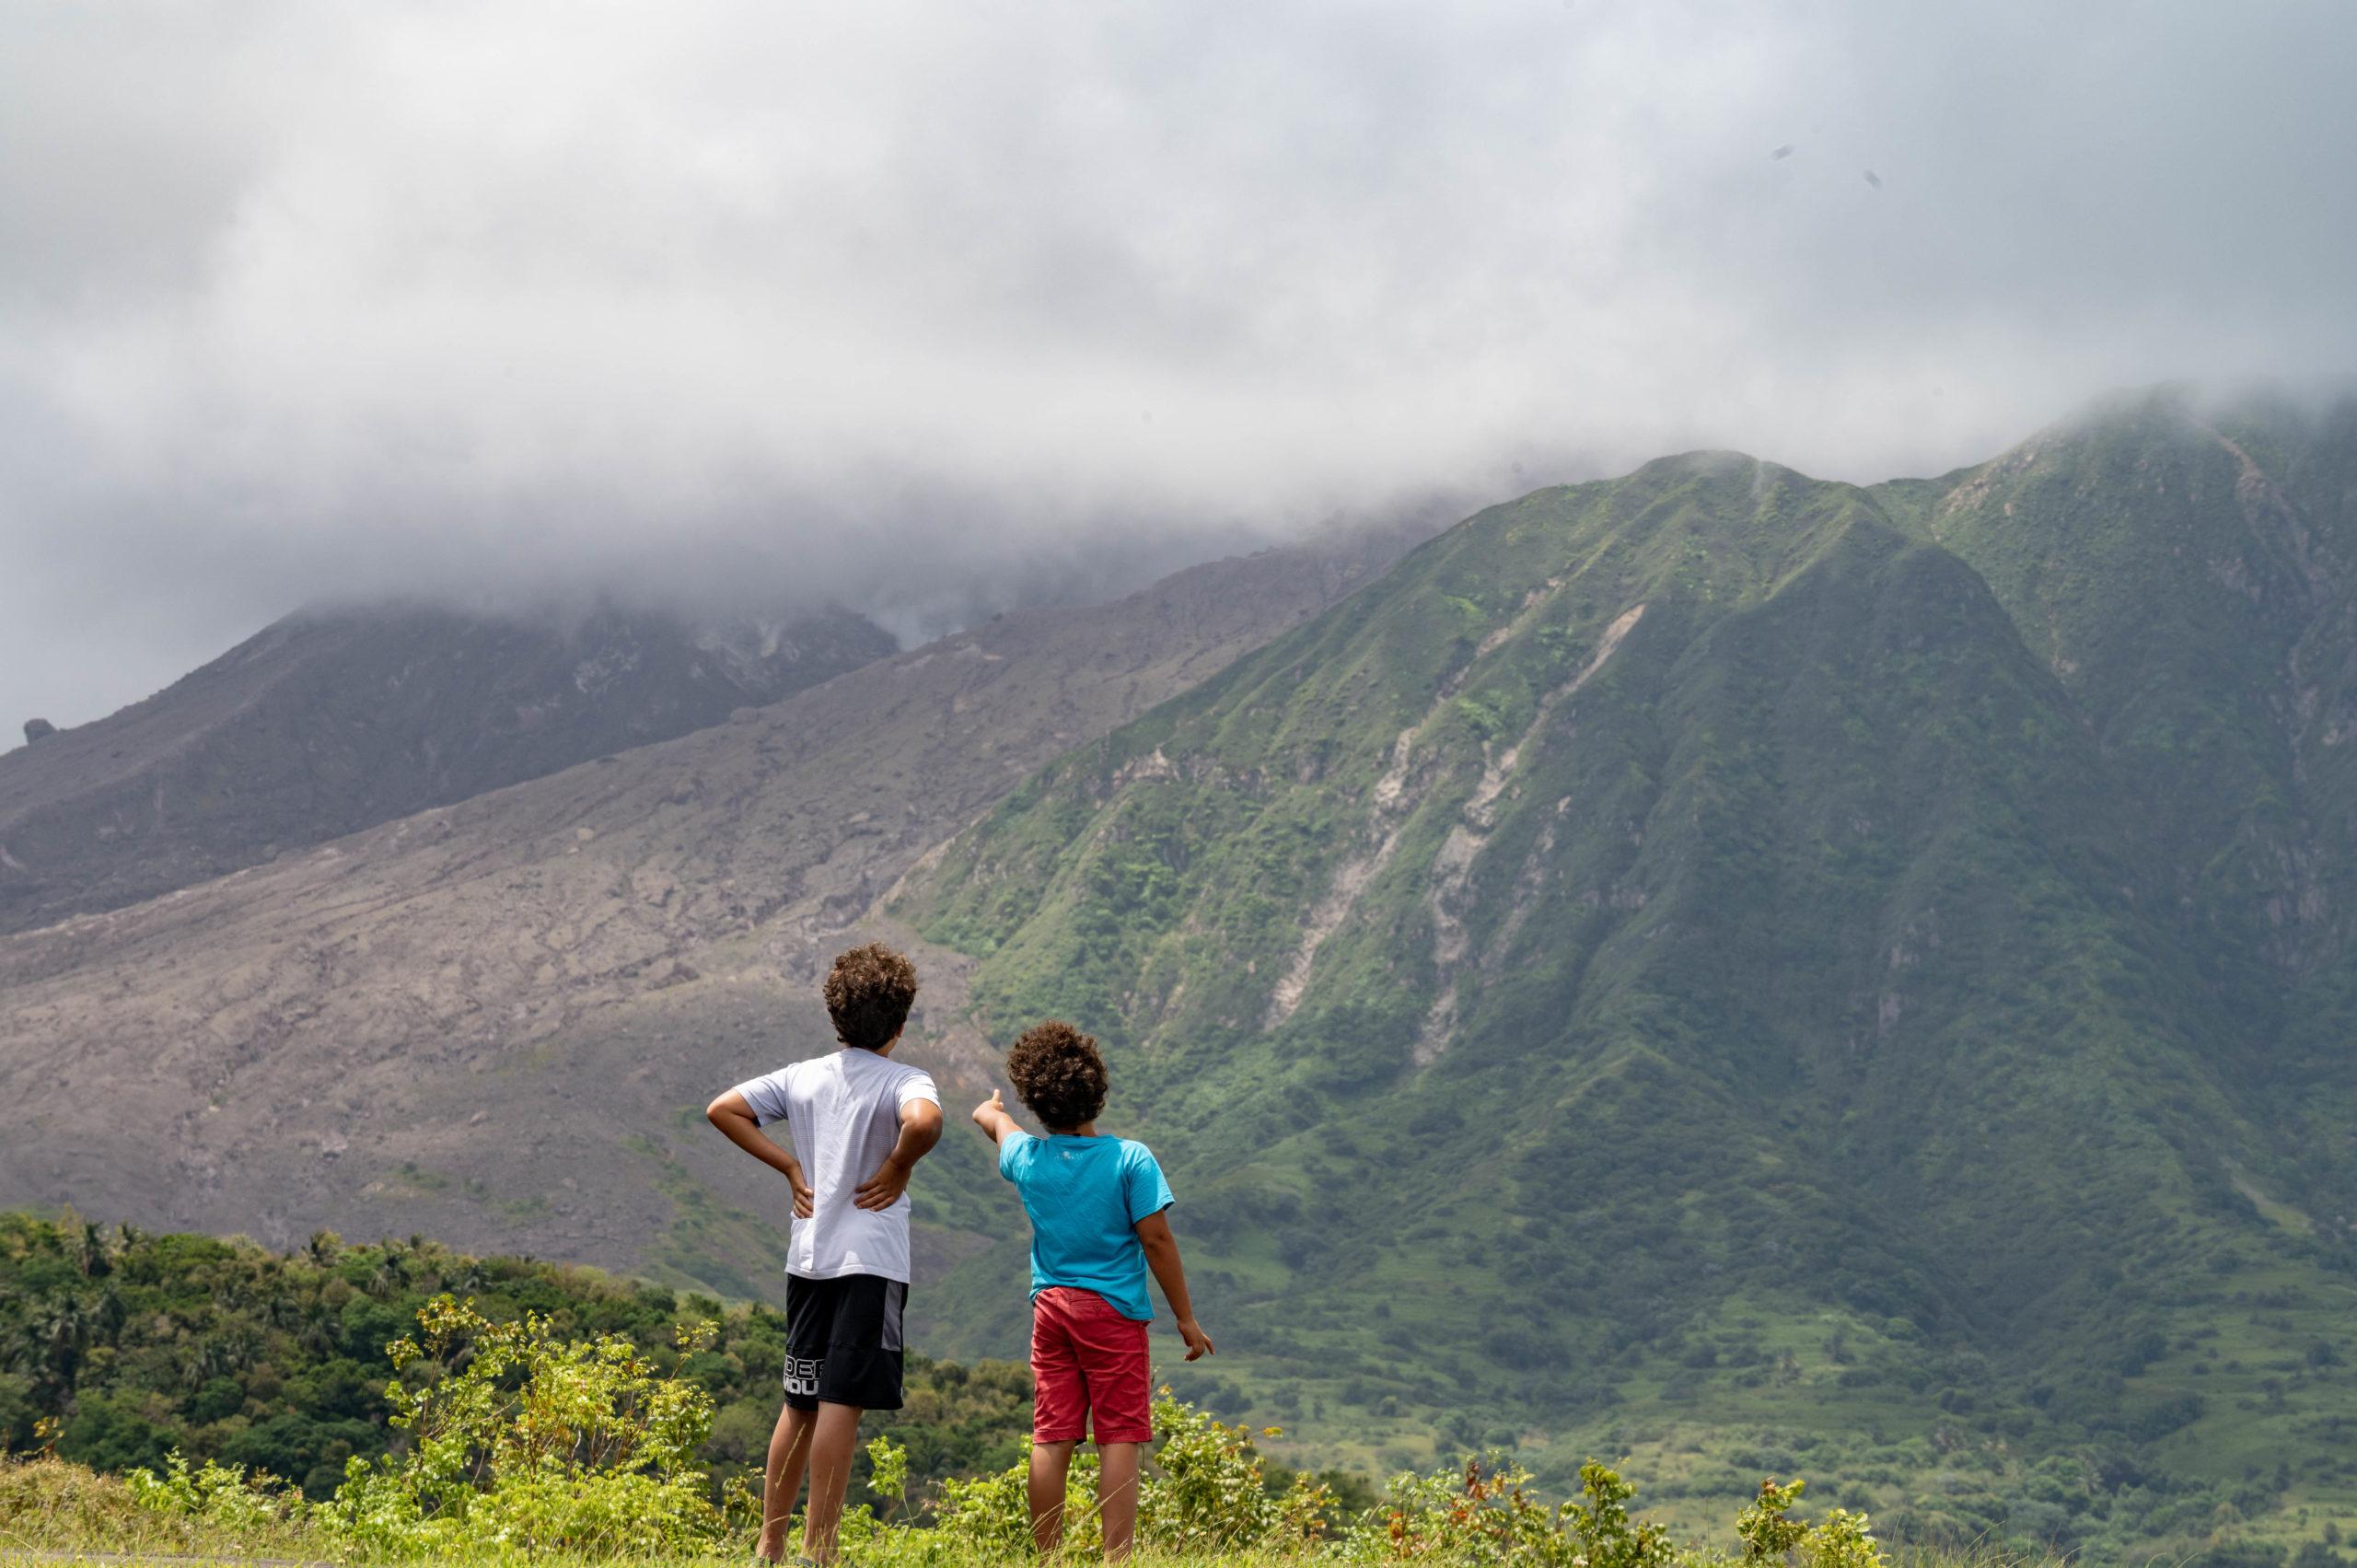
[1030, 1286, 1152, 1445]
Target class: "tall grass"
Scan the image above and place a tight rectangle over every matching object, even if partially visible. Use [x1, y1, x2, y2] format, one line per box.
[0, 1452, 320, 1562]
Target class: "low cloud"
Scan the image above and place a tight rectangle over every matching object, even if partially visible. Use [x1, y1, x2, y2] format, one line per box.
[4, 0, 2354, 733]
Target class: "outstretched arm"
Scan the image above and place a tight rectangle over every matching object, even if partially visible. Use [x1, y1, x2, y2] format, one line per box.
[1135, 1210, 1213, 1360]
[853, 1098, 945, 1211]
[706, 1090, 814, 1219]
[970, 1089, 1022, 1146]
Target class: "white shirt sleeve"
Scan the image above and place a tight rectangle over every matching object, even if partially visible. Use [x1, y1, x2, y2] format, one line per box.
[899, 1067, 941, 1107]
[732, 1068, 795, 1127]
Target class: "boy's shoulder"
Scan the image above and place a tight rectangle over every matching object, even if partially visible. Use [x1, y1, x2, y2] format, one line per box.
[1002, 1132, 1159, 1169]
[799, 1048, 931, 1086]
[1117, 1138, 1169, 1187]
[732, 1057, 818, 1122]
[775, 1052, 835, 1089]
[865, 1051, 939, 1098]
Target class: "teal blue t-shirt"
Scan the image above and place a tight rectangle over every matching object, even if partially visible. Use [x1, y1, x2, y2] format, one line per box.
[997, 1132, 1175, 1322]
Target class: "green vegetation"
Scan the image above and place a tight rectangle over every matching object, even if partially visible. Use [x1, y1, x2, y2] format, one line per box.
[319, 1295, 730, 1553]
[6, 1209, 2316, 1568]
[0, 1439, 1906, 1568]
[888, 393, 2357, 1562]
[0, 1211, 1027, 1514]
[2, 1283, 1978, 1568]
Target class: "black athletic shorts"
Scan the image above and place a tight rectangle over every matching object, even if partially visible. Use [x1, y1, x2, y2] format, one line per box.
[783, 1273, 907, 1411]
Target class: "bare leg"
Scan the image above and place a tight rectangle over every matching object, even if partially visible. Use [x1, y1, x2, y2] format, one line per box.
[1097, 1442, 1141, 1561]
[801, 1401, 866, 1563]
[760, 1404, 819, 1562]
[1028, 1438, 1079, 1555]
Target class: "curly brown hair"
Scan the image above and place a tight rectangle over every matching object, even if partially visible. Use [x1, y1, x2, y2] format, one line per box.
[1005, 1020, 1108, 1132]
[822, 943, 920, 1051]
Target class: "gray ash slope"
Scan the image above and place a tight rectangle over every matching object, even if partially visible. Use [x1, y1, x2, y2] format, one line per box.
[0, 602, 896, 934]
[0, 519, 1430, 1284]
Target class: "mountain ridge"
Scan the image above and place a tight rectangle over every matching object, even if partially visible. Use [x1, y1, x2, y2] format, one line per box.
[0, 600, 898, 934]
[0, 520, 1434, 1283]
[888, 401, 2357, 1526]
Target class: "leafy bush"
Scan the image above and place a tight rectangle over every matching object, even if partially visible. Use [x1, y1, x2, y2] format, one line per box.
[317, 1293, 739, 1556]
[1338, 1456, 1678, 1568]
[933, 1386, 1339, 1556]
[124, 1450, 305, 1534]
[1738, 1477, 1887, 1568]
[935, 1439, 1097, 1557]
[933, 1391, 1331, 1557]
[1143, 1392, 1333, 1551]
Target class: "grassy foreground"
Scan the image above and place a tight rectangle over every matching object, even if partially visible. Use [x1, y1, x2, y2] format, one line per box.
[0, 1449, 2073, 1568]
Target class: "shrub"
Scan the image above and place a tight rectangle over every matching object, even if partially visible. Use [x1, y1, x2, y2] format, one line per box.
[317, 1293, 737, 1556]
[1334, 1456, 1676, 1568]
[931, 1389, 1330, 1557]
[123, 1450, 304, 1535]
[0, 1376, 39, 1453]
[935, 1439, 1096, 1557]
[1738, 1477, 1889, 1568]
[1142, 1392, 1332, 1551]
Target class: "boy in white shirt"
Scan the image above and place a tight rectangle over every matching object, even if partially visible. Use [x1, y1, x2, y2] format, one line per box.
[708, 943, 944, 1564]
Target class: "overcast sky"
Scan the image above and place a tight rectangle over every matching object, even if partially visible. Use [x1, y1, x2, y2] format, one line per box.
[4, 0, 2354, 738]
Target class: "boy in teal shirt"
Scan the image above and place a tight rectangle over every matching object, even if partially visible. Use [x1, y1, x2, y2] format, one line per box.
[970, 1020, 1213, 1561]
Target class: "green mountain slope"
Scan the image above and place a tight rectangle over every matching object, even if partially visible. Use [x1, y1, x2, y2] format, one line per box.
[1895, 391, 2357, 1232]
[887, 417, 2357, 1556]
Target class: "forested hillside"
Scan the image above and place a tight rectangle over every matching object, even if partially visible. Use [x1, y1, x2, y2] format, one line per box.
[891, 390, 2357, 1548]
[1898, 391, 2357, 1230]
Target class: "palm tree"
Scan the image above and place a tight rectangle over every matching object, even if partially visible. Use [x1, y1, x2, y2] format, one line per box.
[26, 1295, 91, 1386]
[72, 1221, 112, 1279]
[297, 1303, 343, 1357]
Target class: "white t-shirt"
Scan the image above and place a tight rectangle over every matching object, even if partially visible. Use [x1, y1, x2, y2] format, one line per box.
[732, 1049, 941, 1283]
